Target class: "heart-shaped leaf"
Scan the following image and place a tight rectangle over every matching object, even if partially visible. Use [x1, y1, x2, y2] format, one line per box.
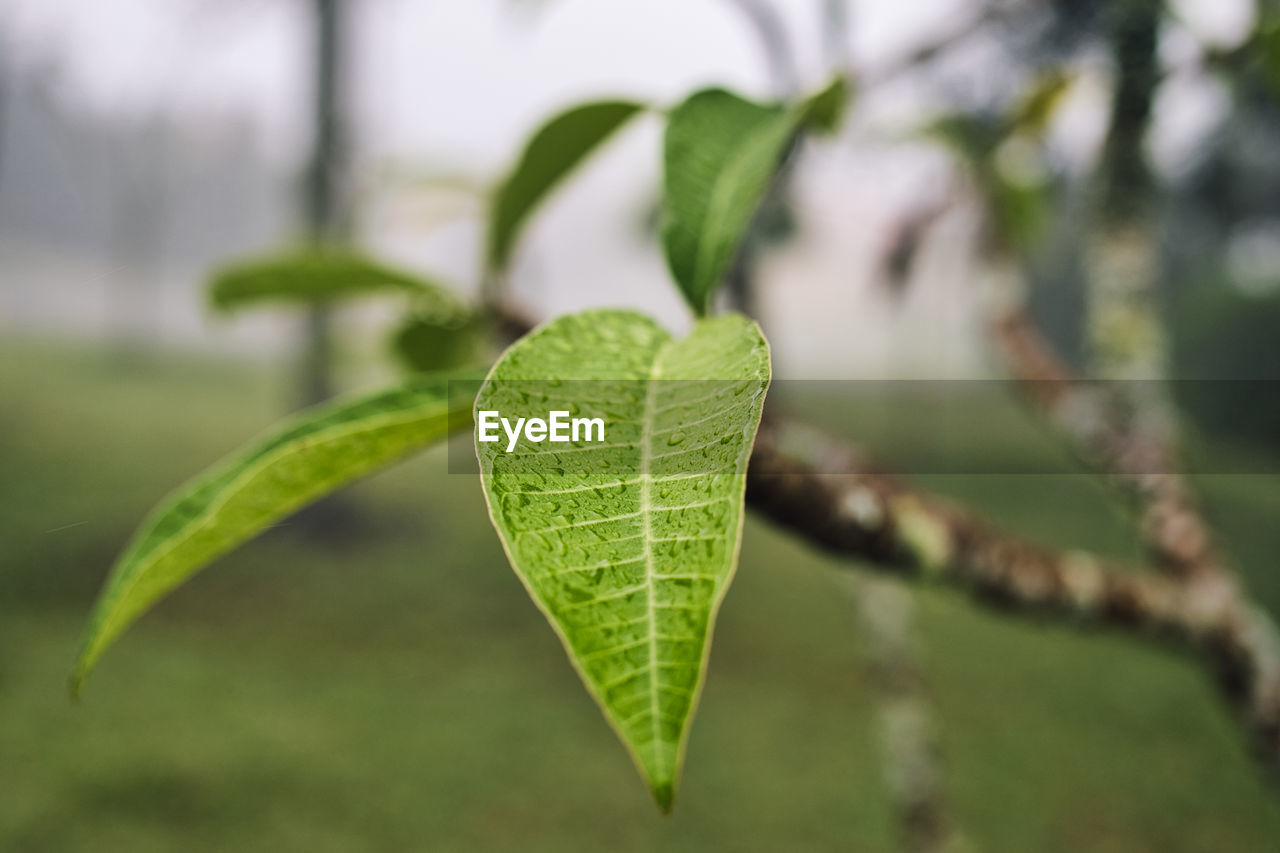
[71, 374, 477, 694]
[474, 310, 770, 811]
[487, 100, 645, 273]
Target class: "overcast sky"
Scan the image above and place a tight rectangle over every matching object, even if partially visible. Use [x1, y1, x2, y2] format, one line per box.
[0, 0, 1260, 372]
[0, 0, 993, 163]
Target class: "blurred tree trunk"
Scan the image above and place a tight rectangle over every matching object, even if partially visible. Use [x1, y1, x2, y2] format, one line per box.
[300, 0, 348, 408]
[1100, 0, 1158, 224]
[107, 122, 169, 359]
[1088, 0, 1165, 383]
[296, 0, 355, 537]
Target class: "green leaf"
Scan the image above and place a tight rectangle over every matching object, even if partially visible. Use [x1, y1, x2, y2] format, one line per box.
[487, 100, 645, 272]
[71, 375, 478, 695]
[474, 310, 770, 811]
[209, 249, 461, 312]
[661, 89, 797, 314]
[801, 74, 852, 135]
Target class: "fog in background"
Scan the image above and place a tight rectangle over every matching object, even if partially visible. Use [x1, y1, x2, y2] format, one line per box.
[7, 4, 1280, 850]
[0, 0, 1265, 376]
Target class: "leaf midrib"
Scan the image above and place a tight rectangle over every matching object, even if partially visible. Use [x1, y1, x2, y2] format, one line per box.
[638, 336, 673, 785]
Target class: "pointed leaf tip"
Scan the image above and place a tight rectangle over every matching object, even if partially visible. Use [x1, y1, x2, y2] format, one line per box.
[654, 780, 675, 814]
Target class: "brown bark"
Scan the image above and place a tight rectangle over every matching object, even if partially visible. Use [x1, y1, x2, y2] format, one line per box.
[992, 309, 1228, 587]
[747, 418, 1280, 779]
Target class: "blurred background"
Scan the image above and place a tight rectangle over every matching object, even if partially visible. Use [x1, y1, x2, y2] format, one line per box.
[3, 0, 1280, 849]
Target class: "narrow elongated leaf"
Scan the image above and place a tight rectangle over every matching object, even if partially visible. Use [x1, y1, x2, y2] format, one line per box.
[209, 249, 461, 312]
[487, 100, 645, 272]
[71, 375, 478, 694]
[661, 89, 797, 314]
[475, 310, 770, 811]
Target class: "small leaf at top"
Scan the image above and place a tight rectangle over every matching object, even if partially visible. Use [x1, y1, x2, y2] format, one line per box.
[487, 100, 645, 273]
[209, 249, 461, 313]
[660, 89, 797, 314]
[474, 310, 770, 811]
[71, 374, 478, 695]
[801, 74, 853, 135]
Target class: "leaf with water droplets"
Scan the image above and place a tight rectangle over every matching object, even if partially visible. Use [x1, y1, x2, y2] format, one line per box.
[474, 310, 770, 811]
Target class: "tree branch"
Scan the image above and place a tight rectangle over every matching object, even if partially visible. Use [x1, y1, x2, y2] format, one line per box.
[746, 418, 1280, 780]
[992, 308, 1230, 587]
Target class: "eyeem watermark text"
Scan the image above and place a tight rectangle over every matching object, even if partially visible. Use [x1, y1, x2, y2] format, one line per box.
[477, 410, 606, 452]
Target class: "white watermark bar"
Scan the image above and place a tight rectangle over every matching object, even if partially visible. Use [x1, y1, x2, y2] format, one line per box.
[477, 410, 607, 452]
[448, 379, 1280, 476]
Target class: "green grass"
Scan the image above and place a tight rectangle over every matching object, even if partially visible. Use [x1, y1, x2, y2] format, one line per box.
[2, 339, 1279, 850]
